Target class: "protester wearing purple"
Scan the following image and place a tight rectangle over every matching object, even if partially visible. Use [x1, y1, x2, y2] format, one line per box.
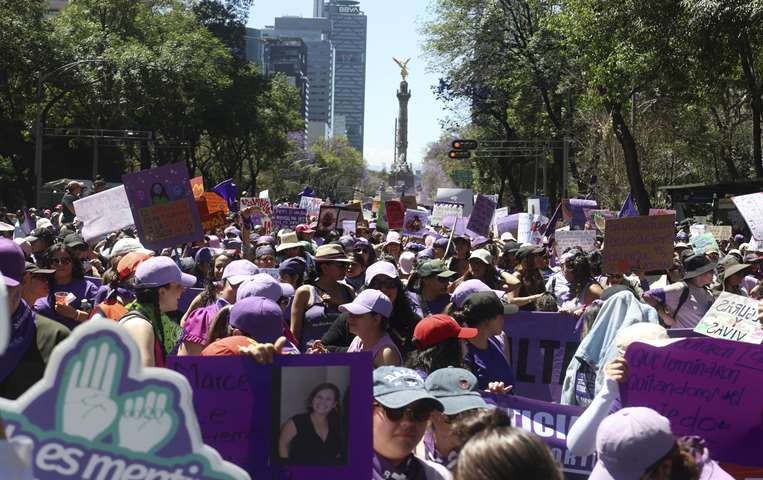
[341, 289, 402, 367]
[33, 243, 98, 330]
[0, 239, 69, 399]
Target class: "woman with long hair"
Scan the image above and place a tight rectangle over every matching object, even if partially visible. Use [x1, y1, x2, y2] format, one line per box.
[559, 250, 603, 314]
[278, 382, 345, 465]
[406, 259, 456, 317]
[505, 245, 547, 310]
[33, 243, 98, 330]
[341, 289, 401, 367]
[449, 249, 506, 293]
[120, 256, 196, 367]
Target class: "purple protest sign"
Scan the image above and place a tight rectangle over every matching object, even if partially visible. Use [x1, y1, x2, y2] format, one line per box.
[403, 209, 428, 237]
[167, 352, 373, 479]
[484, 393, 596, 476]
[271, 207, 307, 231]
[467, 194, 497, 237]
[495, 213, 521, 236]
[563, 199, 598, 229]
[122, 162, 203, 251]
[504, 312, 581, 402]
[622, 338, 763, 467]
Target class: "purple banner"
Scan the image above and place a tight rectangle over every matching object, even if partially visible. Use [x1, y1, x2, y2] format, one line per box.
[466, 194, 497, 237]
[484, 393, 596, 476]
[622, 338, 763, 467]
[504, 312, 581, 402]
[271, 207, 307, 231]
[122, 162, 203, 251]
[167, 352, 373, 479]
[563, 199, 598, 229]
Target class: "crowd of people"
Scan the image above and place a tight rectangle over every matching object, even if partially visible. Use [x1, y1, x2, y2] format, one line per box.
[1, 185, 762, 479]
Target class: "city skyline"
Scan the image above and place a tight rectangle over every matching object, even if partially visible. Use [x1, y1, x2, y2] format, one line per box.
[248, 0, 445, 172]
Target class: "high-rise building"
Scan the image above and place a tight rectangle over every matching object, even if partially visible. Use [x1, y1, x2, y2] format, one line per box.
[272, 17, 335, 145]
[263, 37, 310, 134]
[323, 0, 367, 154]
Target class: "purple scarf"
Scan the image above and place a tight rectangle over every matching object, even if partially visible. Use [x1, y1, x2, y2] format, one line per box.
[0, 300, 36, 382]
[372, 453, 428, 480]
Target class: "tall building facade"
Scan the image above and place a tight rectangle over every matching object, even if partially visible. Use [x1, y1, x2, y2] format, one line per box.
[324, 0, 367, 154]
[263, 37, 310, 134]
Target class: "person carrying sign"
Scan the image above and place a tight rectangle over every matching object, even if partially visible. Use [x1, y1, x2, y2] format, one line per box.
[643, 254, 715, 328]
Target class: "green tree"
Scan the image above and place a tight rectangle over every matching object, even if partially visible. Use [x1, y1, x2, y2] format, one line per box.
[308, 137, 366, 203]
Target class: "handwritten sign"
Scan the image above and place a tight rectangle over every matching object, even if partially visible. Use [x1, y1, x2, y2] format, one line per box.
[403, 210, 428, 237]
[436, 188, 474, 216]
[385, 200, 405, 230]
[73, 185, 134, 241]
[299, 196, 323, 218]
[691, 232, 719, 254]
[167, 353, 373, 479]
[484, 393, 594, 476]
[467, 194, 497, 237]
[430, 202, 463, 227]
[707, 225, 733, 243]
[122, 162, 203, 251]
[732, 192, 763, 240]
[622, 338, 763, 467]
[553, 230, 597, 256]
[196, 191, 229, 232]
[240, 197, 272, 232]
[271, 207, 307, 231]
[517, 213, 533, 244]
[0, 320, 248, 479]
[602, 214, 675, 273]
[693, 292, 763, 344]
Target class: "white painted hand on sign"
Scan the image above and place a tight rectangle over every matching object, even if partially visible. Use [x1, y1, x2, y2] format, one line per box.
[61, 341, 119, 441]
[117, 388, 174, 453]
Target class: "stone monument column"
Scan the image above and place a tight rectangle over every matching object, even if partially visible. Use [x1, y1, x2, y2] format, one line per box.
[390, 58, 415, 191]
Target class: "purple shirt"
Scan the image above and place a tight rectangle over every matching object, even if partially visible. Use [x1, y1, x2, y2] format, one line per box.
[464, 335, 515, 390]
[34, 278, 98, 330]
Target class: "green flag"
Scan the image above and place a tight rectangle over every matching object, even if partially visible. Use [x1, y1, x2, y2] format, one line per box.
[376, 197, 388, 231]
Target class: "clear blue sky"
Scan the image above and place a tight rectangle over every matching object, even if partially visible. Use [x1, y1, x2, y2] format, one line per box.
[248, 0, 446, 172]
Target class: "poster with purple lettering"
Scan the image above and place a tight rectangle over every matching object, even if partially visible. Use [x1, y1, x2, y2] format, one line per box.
[0, 319, 249, 479]
[271, 207, 307, 231]
[167, 353, 373, 479]
[466, 194, 497, 237]
[483, 393, 595, 476]
[503, 312, 581, 402]
[240, 197, 272, 233]
[622, 338, 763, 467]
[403, 210, 428, 237]
[299, 196, 323, 218]
[122, 162, 203, 251]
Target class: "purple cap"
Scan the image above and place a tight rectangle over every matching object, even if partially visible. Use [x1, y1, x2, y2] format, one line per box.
[221, 259, 259, 286]
[135, 256, 196, 288]
[365, 261, 398, 285]
[451, 279, 505, 308]
[0, 238, 25, 287]
[236, 273, 285, 302]
[205, 235, 221, 249]
[339, 289, 393, 317]
[734, 234, 745, 243]
[229, 296, 284, 343]
[256, 235, 275, 246]
[589, 407, 676, 480]
[224, 225, 241, 237]
[338, 235, 356, 250]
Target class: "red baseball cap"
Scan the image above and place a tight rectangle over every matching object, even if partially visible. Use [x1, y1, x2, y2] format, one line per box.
[296, 224, 315, 234]
[413, 314, 478, 349]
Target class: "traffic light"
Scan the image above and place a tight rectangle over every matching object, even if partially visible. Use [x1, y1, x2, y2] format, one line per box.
[448, 150, 471, 159]
[451, 139, 478, 150]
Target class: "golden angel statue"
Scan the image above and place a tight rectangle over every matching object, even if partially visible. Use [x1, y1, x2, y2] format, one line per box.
[393, 57, 410, 81]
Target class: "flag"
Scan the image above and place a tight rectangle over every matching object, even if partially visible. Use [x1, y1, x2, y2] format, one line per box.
[212, 179, 237, 213]
[618, 192, 639, 218]
[541, 203, 562, 236]
[376, 197, 388, 231]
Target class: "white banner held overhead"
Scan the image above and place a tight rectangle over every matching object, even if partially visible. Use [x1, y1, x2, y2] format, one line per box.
[73, 185, 134, 242]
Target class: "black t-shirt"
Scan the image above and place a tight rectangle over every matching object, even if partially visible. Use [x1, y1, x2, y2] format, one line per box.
[61, 192, 77, 223]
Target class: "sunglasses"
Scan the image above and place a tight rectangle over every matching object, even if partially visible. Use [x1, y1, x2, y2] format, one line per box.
[375, 402, 433, 422]
[50, 257, 72, 266]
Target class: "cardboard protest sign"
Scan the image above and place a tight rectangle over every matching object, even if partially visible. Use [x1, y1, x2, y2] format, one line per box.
[167, 353, 373, 479]
[622, 338, 763, 467]
[707, 225, 733, 243]
[299, 196, 323, 218]
[403, 210, 428, 237]
[384, 200, 406, 230]
[484, 393, 595, 476]
[517, 213, 533, 243]
[317, 205, 339, 232]
[0, 320, 249, 479]
[73, 185, 134, 242]
[196, 191, 229, 232]
[430, 202, 463, 226]
[691, 232, 719, 255]
[122, 162, 203, 251]
[731, 192, 763, 240]
[495, 213, 520, 237]
[271, 207, 307, 231]
[693, 292, 763, 344]
[436, 188, 474, 216]
[553, 229, 597, 256]
[602, 214, 675, 273]
[342, 220, 356, 234]
[189, 176, 205, 199]
[503, 312, 581, 402]
[467, 194, 497, 237]
[240, 197, 272, 232]
[494, 207, 509, 221]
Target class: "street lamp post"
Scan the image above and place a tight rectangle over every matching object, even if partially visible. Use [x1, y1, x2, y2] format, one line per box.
[34, 59, 105, 206]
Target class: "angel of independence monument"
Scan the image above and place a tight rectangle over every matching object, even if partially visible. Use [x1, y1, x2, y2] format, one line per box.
[389, 57, 415, 193]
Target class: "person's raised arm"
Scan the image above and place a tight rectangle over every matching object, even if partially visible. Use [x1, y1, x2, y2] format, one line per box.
[290, 286, 311, 347]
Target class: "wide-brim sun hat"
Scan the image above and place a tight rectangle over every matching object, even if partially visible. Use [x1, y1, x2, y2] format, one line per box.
[314, 243, 353, 262]
[682, 254, 716, 280]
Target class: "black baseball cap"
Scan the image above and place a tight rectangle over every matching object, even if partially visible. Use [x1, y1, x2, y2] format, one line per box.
[462, 291, 519, 317]
[25, 261, 55, 275]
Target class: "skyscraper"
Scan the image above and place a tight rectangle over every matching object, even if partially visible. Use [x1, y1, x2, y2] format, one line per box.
[263, 37, 310, 135]
[324, 0, 367, 154]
